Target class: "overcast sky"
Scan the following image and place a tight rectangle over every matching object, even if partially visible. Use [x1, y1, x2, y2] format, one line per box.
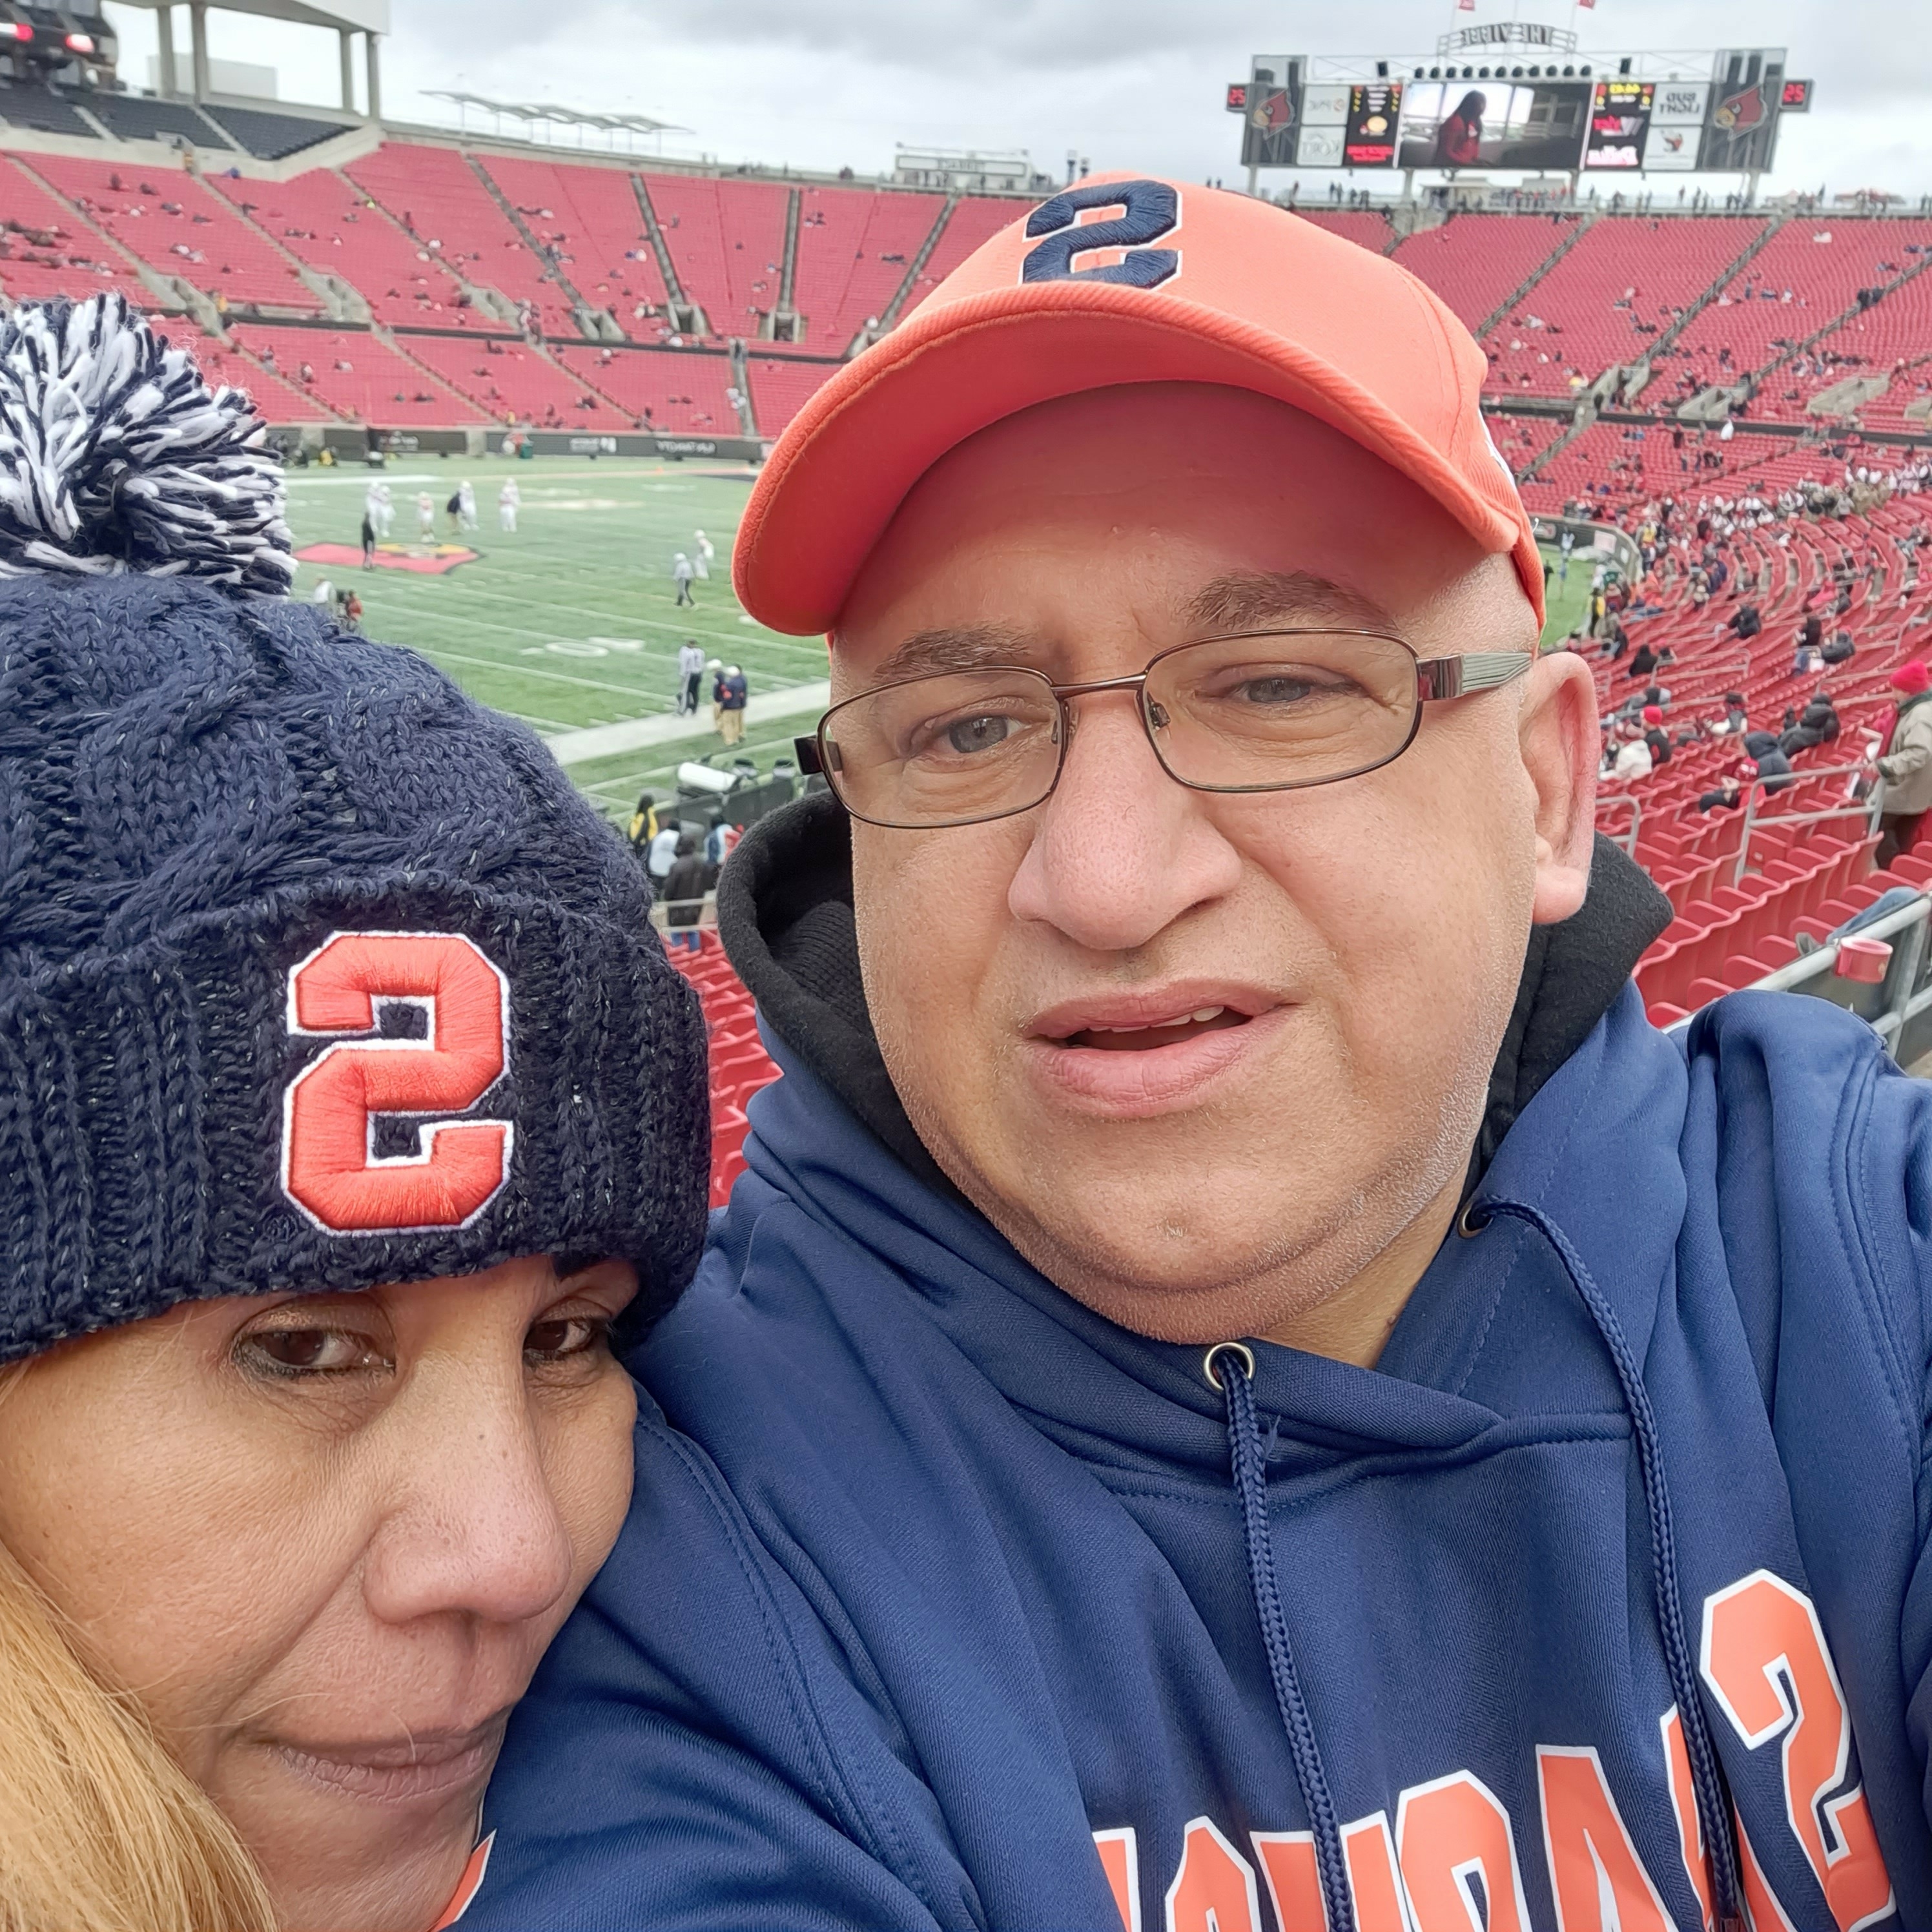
[100, 0, 1932, 200]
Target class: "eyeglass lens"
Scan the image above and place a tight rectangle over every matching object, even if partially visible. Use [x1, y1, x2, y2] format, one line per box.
[819, 632, 1423, 830]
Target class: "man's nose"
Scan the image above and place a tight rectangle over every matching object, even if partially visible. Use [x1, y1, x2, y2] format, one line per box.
[1007, 690, 1243, 953]
[360, 1372, 577, 1630]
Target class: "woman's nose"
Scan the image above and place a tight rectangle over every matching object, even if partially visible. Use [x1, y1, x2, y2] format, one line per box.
[359, 1379, 577, 1630]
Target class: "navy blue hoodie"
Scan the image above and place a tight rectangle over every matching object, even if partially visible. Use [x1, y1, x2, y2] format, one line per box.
[469, 838, 1932, 1932]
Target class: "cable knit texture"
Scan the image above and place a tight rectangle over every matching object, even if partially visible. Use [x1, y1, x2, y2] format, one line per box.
[0, 571, 710, 1362]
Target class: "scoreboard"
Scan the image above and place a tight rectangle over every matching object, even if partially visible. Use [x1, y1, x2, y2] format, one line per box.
[1235, 45, 1810, 178]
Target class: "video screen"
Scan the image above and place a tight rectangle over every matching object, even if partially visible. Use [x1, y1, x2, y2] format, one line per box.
[1397, 79, 1590, 172]
[1583, 79, 1653, 170]
[1344, 83, 1402, 168]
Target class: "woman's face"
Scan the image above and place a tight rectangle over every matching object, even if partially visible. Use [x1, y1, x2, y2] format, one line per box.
[0, 1255, 639, 1932]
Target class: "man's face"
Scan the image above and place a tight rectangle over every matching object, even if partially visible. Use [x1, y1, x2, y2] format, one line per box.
[836, 384, 1595, 1355]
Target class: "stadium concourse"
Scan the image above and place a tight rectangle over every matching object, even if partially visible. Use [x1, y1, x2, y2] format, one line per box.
[6, 107, 1931, 1187]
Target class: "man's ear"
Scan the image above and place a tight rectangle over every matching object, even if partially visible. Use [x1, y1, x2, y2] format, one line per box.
[1519, 651, 1599, 925]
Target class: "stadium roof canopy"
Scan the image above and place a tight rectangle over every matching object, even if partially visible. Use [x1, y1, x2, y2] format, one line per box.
[108, 0, 389, 32]
[424, 92, 691, 139]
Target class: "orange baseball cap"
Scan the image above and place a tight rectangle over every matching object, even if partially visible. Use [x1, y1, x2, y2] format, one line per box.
[732, 173, 1544, 635]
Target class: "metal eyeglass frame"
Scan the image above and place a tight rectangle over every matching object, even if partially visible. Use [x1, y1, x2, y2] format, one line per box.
[793, 631, 1536, 831]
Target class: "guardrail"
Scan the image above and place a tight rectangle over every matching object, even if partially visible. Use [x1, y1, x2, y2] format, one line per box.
[1702, 888, 1932, 1063]
[1596, 792, 1641, 855]
[1732, 765, 1882, 884]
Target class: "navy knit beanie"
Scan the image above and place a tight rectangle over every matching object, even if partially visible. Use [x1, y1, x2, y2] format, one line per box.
[0, 294, 709, 1364]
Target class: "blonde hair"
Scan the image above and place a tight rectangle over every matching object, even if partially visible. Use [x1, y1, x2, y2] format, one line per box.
[0, 1380, 278, 1932]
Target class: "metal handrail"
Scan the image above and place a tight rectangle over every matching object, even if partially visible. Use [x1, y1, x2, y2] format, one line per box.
[1732, 764, 1882, 884]
[1595, 792, 1641, 855]
[1678, 887, 1932, 1062]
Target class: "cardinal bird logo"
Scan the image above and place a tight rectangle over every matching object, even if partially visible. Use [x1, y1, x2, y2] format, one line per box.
[1714, 84, 1767, 132]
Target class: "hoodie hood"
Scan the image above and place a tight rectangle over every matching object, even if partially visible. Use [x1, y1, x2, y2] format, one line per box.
[717, 792, 1672, 1202]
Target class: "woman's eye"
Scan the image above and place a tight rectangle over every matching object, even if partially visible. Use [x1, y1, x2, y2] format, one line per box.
[525, 1317, 608, 1364]
[239, 1326, 389, 1378]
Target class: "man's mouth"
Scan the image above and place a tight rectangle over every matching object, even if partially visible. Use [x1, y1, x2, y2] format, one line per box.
[1061, 1006, 1253, 1052]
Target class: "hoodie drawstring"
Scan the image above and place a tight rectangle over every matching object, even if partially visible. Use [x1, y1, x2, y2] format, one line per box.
[1209, 1192, 1747, 1932]
[1472, 1197, 1746, 1932]
[1210, 1342, 1357, 1932]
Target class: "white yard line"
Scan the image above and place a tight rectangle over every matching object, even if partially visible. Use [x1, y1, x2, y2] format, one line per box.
[544, 681, 831, 766]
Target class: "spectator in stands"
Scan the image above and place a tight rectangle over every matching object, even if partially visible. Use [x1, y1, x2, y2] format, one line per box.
[1696, 764, 1750, 813]
[1876, 659, 1932, 863]
[1727, 601, 1762, 641]
[673, 551, 697, 606]
[628, 790, 658, 858]
[717, 664, 749, 748]
[1627, 639, 1660, 680]
[661, 833, 716, 953]
[646, 817, 681, 884]
[1602, 719, 1652, 781]
[1743, 730, 1795, 794]
[1822, 626, 1857, 667]
[1712, 691, 1749, 737]
[1641, 703, 1670, 767]
[1780, 692, 1839, 757]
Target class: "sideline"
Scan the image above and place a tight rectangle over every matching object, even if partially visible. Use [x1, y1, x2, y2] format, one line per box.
[542, 681, 830, 766]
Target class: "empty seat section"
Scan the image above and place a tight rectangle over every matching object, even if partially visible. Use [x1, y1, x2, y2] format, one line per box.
[0, 84, 97, 138]
[188, 331, 337, 421]
[747, 353, 839, 436]
[788, 184, 942, 355]
[393, 331, 603, 424]
[642, 174, 788, 343]
[478, 156, 670, 338]
[1666, 220, 1932, 404]
[348, 143, 578, 340]
[1392, 212, 1580, 334]
[30, 156, 320, 313]
[899, 196, 1022, 316]
[1778, 244, 1932, 426]
[550, 344, 736, 432]
[1290, 209, 1393, 252]
[223, 324, 487, 425]
[84, 94, 229, 149]
[206, 168, 486, 331]
[203, 107, 355, 161]
[1487, 216, 1762, 398]
[0, 157, 159, 309]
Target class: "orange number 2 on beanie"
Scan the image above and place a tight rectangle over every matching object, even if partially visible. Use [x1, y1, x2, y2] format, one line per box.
[282, 932, 513, 1235]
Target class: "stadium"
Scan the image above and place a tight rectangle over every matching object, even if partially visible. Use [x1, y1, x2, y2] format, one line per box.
[15, 8, 1932, 1929]
[2, 1, 1927, 1208]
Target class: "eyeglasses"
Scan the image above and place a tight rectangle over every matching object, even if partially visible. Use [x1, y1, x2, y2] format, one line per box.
[795, 631, 1534, 831]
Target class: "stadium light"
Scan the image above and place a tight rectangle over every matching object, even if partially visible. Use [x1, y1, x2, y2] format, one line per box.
[65, 33, 94, 52]
[2, 23, 32, 41]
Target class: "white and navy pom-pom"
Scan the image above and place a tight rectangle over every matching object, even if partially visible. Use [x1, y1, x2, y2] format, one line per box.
[0, 293, 293, 595]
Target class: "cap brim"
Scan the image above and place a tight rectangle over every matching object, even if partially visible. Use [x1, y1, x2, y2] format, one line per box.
[733, 280, 1545, 635]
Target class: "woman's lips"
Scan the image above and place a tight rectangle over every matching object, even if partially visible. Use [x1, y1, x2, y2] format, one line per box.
[1022, 1003, 1293, 1118]
[266, 1713, 509, 1808]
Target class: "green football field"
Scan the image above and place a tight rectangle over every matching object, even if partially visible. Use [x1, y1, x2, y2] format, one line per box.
[285, 457, 828, 825]
[288, 456, 1590, 826]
